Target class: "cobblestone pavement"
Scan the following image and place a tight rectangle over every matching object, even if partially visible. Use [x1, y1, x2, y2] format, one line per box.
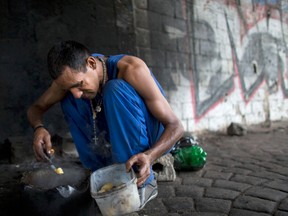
[0, 121, 287, 216]
[138, 121, 288, 216]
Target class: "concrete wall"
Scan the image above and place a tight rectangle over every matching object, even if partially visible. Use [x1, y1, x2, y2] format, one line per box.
[0, 0, 288, 140]
[133, 0, 288, 133]
[0, 0, 136, 139]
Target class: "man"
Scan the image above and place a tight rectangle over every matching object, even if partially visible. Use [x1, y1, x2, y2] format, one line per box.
[27, 40, 184, 209]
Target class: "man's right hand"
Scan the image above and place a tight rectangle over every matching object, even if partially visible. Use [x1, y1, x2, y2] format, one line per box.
[33, 127, 53, 161]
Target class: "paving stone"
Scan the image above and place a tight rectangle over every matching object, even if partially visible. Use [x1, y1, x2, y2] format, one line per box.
[279, 198, 288, 211]
[142, 213, 179, 216]
[230, 174, 268, 185]
[203, 164, 225, 172]
[177, 169, 205, 178]
[206, 156, 223, 162]
[213, 179, 251, 192]
[125, 212, 139, 216]
[205, 187, 240, 200]
[264, 180, 288, 192]
[257, 161, 285, 170]
[138, 198, 168, 215]
[182, 177, 213, 187]
[195, 198, 231, 214]
[235, 164, 265, 172]
[175, 185, 204, 198]
[233, 157, 262, 165]
[158, 176, 182, 186]
[180, 213, 227, 216]
[244, 186, 287, 202]
[274, 211, 288, 216]
[162, 197, 194, 212]
[272, 167, 288, 177]
[233, 195, 277, 214]
[222, 167, 252, 175]
[229, 208, 271, 216]
[157, 185, 175, 198]
[250, 171, 288, 181]
[203, 170, 233, 180]
[165, 214, 180, 216]
[212, 159, 243, 168]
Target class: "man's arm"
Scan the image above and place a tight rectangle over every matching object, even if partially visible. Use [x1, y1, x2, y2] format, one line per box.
[27, 81, 66, 161]
[118, 56, 184, 185]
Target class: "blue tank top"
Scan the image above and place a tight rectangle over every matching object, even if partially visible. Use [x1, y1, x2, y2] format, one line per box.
[92, 53, 125, 80]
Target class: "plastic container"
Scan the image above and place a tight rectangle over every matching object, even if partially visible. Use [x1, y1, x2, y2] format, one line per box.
[90, 163, 140, 216]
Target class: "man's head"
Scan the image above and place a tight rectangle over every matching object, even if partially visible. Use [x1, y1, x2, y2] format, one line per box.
[49, 41, 103, 99]
[47, 40, 90, 80]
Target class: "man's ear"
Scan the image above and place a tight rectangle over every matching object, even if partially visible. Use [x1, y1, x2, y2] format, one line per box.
[86, 56, 97, 69]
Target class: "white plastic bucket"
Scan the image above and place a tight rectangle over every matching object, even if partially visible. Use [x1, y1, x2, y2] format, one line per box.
[90, 163, 140, 216]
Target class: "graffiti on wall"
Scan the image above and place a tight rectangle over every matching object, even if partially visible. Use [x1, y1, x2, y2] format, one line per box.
[189, 19, 234, 118]
[230, 1, 288, 100]
[185, 0, 288, 120]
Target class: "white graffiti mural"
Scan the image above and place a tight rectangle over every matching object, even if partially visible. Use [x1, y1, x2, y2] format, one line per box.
[179, 0, 288, 120]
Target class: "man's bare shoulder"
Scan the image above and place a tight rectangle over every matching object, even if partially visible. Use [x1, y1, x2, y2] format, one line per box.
[117, 55, 148, 77]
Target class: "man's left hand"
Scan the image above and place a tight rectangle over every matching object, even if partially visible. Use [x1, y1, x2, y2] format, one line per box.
[126, 152, 152, 187]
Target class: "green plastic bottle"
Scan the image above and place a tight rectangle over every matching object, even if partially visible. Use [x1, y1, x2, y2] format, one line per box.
[173, 145, 207, 171]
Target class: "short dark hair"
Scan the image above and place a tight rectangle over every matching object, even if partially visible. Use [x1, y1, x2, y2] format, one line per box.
[47, 40, 90, 79]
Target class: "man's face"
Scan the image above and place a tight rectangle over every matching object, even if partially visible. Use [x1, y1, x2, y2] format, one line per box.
[54, 65, 100, 99]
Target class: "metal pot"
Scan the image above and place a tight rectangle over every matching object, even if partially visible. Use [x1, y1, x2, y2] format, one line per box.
[20, 163, 100, 216]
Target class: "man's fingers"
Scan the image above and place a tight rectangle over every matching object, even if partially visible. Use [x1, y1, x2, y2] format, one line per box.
[33, 144, 43, 161]
[126, 155, 138, 172]
[43, 136, 52, 154]
[137, 171, 150, 186]
[126, 153, 152, 186]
